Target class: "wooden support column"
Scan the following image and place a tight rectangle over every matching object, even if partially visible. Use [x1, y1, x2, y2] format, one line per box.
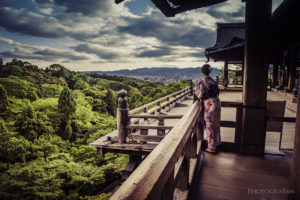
[280, 51, 287, 89]
[234, 107, 243, 144]
[288, 48, 297, 91]
[241, 0, 271, 154]
[289, 82, 300, 200]
[272, 64, 279, 87]
[117, 90, 129, 143]
[223, 60, 229, 89]
[241, 60, 245, 85]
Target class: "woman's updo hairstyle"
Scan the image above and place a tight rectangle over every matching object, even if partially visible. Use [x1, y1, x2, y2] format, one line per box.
[201, 64, 212, 76]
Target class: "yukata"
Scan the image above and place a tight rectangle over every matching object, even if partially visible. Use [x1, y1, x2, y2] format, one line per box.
[195, 77, 221, 150]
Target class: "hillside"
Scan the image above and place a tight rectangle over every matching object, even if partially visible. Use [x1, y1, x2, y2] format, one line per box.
[88, 67, 221, 83]
[0, 59, 189, 200]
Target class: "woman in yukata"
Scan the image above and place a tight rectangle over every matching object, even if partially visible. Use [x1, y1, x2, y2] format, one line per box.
[194, 64, 221, 153]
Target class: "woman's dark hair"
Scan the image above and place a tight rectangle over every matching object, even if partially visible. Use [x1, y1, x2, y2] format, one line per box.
[201, 64, 211, 75]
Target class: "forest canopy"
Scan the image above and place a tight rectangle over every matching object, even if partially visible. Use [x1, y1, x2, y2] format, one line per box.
[0, 59, 189, 200]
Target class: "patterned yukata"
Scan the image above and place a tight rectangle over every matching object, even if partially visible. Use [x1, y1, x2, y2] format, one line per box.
[195, 76, 221, 150]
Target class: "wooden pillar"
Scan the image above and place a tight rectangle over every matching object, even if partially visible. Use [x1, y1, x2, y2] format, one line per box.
[241, 0, 271, 154]
[272, 64, 279, 87]
[117, 90, 129, 143]
[223, 60, 229, 89]
[234, 107, 243, 144]
[241, 60, 245, 85]
[289, 81, 300, 200]
[288, 48, 297, 91]
[280, 51, 287, 89]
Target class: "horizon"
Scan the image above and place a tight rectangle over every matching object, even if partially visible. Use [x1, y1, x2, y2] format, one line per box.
[0, 0, 283, 71]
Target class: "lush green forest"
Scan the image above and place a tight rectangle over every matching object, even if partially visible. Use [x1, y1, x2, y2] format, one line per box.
[0, 59, 189, 200]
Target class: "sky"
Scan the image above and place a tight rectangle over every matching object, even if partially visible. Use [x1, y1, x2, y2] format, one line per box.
[0, 0, 284, 71]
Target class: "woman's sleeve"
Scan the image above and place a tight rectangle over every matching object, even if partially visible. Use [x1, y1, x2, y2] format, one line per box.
[194, 80, 204, 99]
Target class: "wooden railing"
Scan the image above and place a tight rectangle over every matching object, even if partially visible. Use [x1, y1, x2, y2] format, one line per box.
[117, 87, 192, 144]
[111, 100, 204, 200]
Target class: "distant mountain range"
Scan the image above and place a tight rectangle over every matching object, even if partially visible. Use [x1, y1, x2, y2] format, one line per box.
[87, 67, 221, 83]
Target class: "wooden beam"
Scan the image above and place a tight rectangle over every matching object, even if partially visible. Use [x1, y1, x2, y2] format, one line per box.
[128, 134, 164, 142]
[221, 101, 242, 108]
[267, 116, 296, 123]
[129, 114, 183, 119]
[127, 125, 173, 130]
[221, 120, 236, 128]
[241, 0, 272, 154]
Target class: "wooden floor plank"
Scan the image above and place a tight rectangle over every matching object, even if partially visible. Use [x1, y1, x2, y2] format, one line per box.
[189, 152, 291, 200]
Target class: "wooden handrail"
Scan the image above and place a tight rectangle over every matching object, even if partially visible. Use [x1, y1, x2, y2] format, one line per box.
[129, 88, 189, 114]
[110, 101, 203, 200]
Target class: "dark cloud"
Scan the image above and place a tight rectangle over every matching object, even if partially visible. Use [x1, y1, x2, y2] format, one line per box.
[117, 12, 216, 48]
[33, 0, 53, 5]
[33, 48, 89, 60]
[53, 0, 113, 16]
[0, 0, 14, 4]
[206, 5, 245, 21]
[0, 7, 66, 38]
[72, 44, 120, 59]
[0, 46, 89, 61]
[136, 46, 173, 58]
[0, 7, 98, 40]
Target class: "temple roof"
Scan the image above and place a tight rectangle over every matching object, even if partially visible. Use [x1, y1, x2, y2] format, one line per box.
[205, 23, 245, 62]
[115, 0, 227, 17]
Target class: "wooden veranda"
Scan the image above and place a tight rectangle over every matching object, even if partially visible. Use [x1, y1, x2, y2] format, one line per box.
[89, 0, 300, 199]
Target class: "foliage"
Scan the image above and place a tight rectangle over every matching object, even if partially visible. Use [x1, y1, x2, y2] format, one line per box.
[58, 87, 77, 118]
[0, 84, 8, 113]
[0, 59, 188, 200]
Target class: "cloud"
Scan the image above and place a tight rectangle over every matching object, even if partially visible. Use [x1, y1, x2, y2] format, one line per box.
[0, 37, 91, 61]
[53, 0, 114, 16]
[117, 10, 216, 48]
[0, 7, 100, 40]
[71, 43, 122, 59]
[135, 46, 173, 58]
[206, 4, 245, 22]
[32, 0, 53, 5]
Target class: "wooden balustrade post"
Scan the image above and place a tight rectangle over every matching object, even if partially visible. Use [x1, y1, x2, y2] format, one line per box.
[190, 79, 194, 96]
[117, 89, 129, 143]
[157, 101, 161, 113]
[157, 117, 165, 136]
[143, 107, 148, 121]
[166, 97, 170, 112]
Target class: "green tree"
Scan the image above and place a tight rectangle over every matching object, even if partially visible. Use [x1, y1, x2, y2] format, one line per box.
[35, 134, 57, 163]
[16, 101, 39, 142]
[58, 87, 77, 119]
[104, 89, 116, 116]
[0, 119, 28, 169]
[58, 87, 76, 140]
[63, 120, 72, 141]
[0, 84, 8, 113]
